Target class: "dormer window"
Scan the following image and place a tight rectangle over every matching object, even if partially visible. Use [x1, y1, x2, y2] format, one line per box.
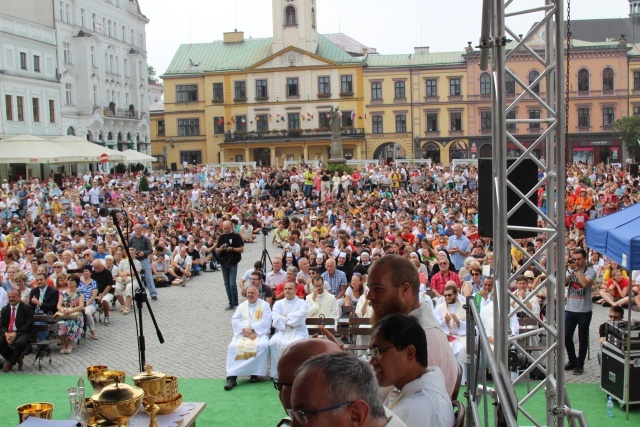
[285, 6, 297, 26]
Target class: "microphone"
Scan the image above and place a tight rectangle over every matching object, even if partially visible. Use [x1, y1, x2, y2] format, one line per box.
[99, 207, 125, 217]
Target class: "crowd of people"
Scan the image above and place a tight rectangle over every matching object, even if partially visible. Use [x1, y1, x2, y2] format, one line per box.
[1, 159, 639, 424]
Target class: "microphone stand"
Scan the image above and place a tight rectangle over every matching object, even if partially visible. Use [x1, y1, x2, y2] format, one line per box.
[110, 211, 164, 372]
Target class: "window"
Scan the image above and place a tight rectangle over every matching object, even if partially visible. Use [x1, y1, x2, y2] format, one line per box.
[341, 111, 353, 127]
[286, 78, 299, 96]
[426, 79, 438, 97]
[34, 55, 41, 72]
[178, 119, 200, 136]
[256, 114, 269, 132]
[480, 73, 491, 96]
[505, 73, 515, 95]
[288, 113, 300, 130]
[426, 112, 438, 131]
[395, 115, 407, 133]
[213, 83, 224, 101]
[92, 13, 96, 31]
[5, 95, 12, 121]
[20, 52, 27, 70]
[449, 78, 461, 96]
[32, 98, 40, 122]
[450, 112, 462, 131]
[157, 120, 165, 136]
[480, 111, 492, 131]
[65, 3, 70, 23]
[635, 71, 640, 90]
[634, 106, 640, 117]
[578, 108, 590, 127]
[108, 20, 112, 37]
[63, 42, 72, 64]
[48, 99, 55, 122]
[394, 81, 406, 99]
[235, 115, 247, 132]
[93, 85, 97, 105]
[318, 76, 330, 95]
[65, 83, 73, 104]
[131, 29, 135, 45]
[578, 69, 589, 92]
[341, 75, 353, 93]
[213, 117, 224, 134]
[176, 85, 198, 102]
[529, 70, 540, 94]
[602, 107, 615, 126]
[234, 81, 246, 100]
[285, 6, 297, 25]
[91, 46, 96, 67]
[255, 80, 268, 98]
[319, 112, 330, 128]
[122, 25, 126, 42]
[602, 68, 614, 91]
[372, 116, 383, 134]
[371, 82, 382, 100]
[17, 96, 24, 121]
[180, 151, 202, 165]
[506, 110, 516, 130]
[123, 58, 128, 77]
[529, 109, 541, 129]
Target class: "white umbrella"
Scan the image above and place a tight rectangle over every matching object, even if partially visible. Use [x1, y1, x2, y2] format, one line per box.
[119, 149, 157, 163]
[49, 136, 126, 162]
[0, 135, 89, 163]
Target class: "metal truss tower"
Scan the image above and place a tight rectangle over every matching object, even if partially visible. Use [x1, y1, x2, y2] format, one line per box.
[465, 1, 586, 426]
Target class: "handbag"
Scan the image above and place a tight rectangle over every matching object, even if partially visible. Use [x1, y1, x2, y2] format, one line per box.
[54, 311, 81, 320]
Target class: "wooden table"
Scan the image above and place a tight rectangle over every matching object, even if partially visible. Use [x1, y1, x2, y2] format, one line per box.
[177, 402, 206, 427]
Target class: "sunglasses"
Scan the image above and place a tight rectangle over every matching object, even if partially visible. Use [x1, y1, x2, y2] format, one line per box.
[444, 293, 456, 297]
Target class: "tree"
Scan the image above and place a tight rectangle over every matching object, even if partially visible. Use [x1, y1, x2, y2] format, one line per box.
[613, 115, 640, 161]
[147, 65, 161, 85]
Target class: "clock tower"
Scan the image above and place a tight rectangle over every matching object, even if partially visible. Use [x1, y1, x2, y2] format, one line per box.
[272, 0, 318, 54]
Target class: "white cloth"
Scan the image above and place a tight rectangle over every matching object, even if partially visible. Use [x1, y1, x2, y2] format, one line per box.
[480, 301, 520, 352]
[384, 368, 454, 427]
[305, 292, 339, 324]
[269, 297, 309, 376]
[408, 304, 458, 397]
[226, 299, 272, 377]
[434, 300, 467, 362]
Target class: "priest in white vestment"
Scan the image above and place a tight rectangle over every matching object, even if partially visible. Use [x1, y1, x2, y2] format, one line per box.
[224, 284, 272, 390]
[305, 276, 340, 328]
[433, 283, 467, 362]
[269, 282, 309, 376]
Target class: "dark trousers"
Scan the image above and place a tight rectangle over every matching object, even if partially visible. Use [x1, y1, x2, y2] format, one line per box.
[0, 334, 32, 364]
[221, 263, 239, 307]
[564, 310, 592, 368]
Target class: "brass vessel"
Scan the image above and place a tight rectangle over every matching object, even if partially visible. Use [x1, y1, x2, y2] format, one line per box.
[157, 393, 183, 415]
[90, 370, 126, 392]
[87, 365, 109, 380]
[16, 402, 54, 423]
[91, 381, 144, 427]
[133, 365, 166, 427]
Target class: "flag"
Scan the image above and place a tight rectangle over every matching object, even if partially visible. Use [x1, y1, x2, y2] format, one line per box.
[217, 117, 224, 126]
[269, 114, 272, 122]
[301, 115, 306, 121]
[276, 113, 281, 118]
[364, 113, 367, 119]
[339, 110, 343, 118]
[326, 112, 330, 118]
[307, 112, 313, 119]
[241, 117, 246, 124]
[281, 116, 286, 122]
[231, 117, 235, 124]
[351, 111, 356, 121]
[256, 116, 261, 122]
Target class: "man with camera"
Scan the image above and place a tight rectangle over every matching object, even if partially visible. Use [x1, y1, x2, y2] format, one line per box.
[564, 248, 596, 375]
[129, 224, 158, 301]
[216, 220, 244, 310]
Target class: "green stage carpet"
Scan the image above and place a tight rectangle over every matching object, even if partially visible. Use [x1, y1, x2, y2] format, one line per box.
[0, 375, 637, 426]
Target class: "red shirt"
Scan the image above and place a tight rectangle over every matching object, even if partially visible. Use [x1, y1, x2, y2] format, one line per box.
[572, 212, 589, 229]
[607, 277, 629, 298]
[275, 282, 306, 299]
[429, 270, 462, 295]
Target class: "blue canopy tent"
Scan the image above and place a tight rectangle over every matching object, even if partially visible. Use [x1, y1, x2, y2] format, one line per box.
[585, 203, 640, 271]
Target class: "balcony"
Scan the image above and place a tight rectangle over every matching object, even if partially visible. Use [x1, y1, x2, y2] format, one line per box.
[103, 106, 139, 120]
[223, 128, 365, 143]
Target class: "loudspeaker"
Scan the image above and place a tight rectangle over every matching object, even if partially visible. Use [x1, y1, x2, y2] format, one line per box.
[170, 163, 177, 172]
[53, 173, 63, 189]
[601, 343, 640, 403]
[478, 158, 538, 239]
[630, 163, 639, 177]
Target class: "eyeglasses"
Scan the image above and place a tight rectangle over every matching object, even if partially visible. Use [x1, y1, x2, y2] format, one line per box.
[26, 252, 34, 255]
[287, 401, 354, 425]
[471, 272, 481, 276]
[444, 293, 456, 297]
[438, 262, 448, 266]
[54, 266, 63, 269]
[368, 346, 392, 359]
[272, 377, 293, 391]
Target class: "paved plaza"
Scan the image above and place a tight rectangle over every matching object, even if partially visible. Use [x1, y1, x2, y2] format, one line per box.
[9, 233, 624, 387]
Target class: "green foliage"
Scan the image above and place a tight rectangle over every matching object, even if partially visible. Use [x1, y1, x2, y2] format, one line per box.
[138, 175, 149, 192]
[326, 163, 354, 175]
[613, 115, 640, 158]
[147, 65, 161, 85]
[111, 163, 127, 174]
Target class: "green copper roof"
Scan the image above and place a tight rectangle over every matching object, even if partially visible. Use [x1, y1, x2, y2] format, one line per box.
[365, 52, 465, 68]
[163, 34, 362, 76]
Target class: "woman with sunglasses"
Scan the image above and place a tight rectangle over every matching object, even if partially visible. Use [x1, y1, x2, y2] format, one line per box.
[55, 274, 84, 354]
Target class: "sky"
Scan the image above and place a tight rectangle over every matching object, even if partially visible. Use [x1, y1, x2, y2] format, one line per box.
[143, 0, 631, 80]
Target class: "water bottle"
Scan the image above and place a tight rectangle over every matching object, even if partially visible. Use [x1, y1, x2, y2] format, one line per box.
[607, 396, 613, 418]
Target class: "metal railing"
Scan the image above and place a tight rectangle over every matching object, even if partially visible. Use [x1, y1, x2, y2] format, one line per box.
[223, 128, 365, 143]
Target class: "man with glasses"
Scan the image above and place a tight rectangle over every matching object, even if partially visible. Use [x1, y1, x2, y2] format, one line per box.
[290, 351, 406, 427]
[564, 248, 596, 375]
[429, 256, 461, 298]
[368, 313, 453, 427]
[598, 306, 624, 365]
[434, 284, 467, 365]
[447, 224, 471, 271]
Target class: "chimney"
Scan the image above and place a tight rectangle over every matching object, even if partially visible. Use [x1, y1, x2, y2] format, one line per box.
[223, 30, 244, 44]
[414, 46, 430, 54]
[465, 42, 473, 53]
[362, 47, 368, 55]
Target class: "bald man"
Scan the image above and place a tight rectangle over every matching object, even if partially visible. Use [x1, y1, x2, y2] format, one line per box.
[275, 338, 343, 419]
[216, 220, 245, 310]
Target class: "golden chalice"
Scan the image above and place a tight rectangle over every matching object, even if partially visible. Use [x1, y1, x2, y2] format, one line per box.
[17, 402, 54, 423]
[91, 381, 144, 427]
[90, 370, 126, 392]
[133, 365, 166, 427]
[87, 365, 109, 381]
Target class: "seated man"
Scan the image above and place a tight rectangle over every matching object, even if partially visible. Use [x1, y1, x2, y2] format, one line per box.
[275, 267, 305, 300]
[239, 219, 254, 243]
[305, 276, 340, 327]
[269, 282, 309, 377]
[91, 259, 114, 325]
[247, 271, 273, 306]
[114, 247, 142, 315]
[369, 313, 453, 427]
[1, 289, 36, 372]
[225, 284, 272, 390]
[433, 283, 467, 365]
[598, 305, 624, 365]
[167, 246, 192, 286]
[291, 352, 407, 427]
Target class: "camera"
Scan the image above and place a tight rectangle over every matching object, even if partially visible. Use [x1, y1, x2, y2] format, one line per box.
[222, 243, 229, 250]
[568, 258, 576, 264]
